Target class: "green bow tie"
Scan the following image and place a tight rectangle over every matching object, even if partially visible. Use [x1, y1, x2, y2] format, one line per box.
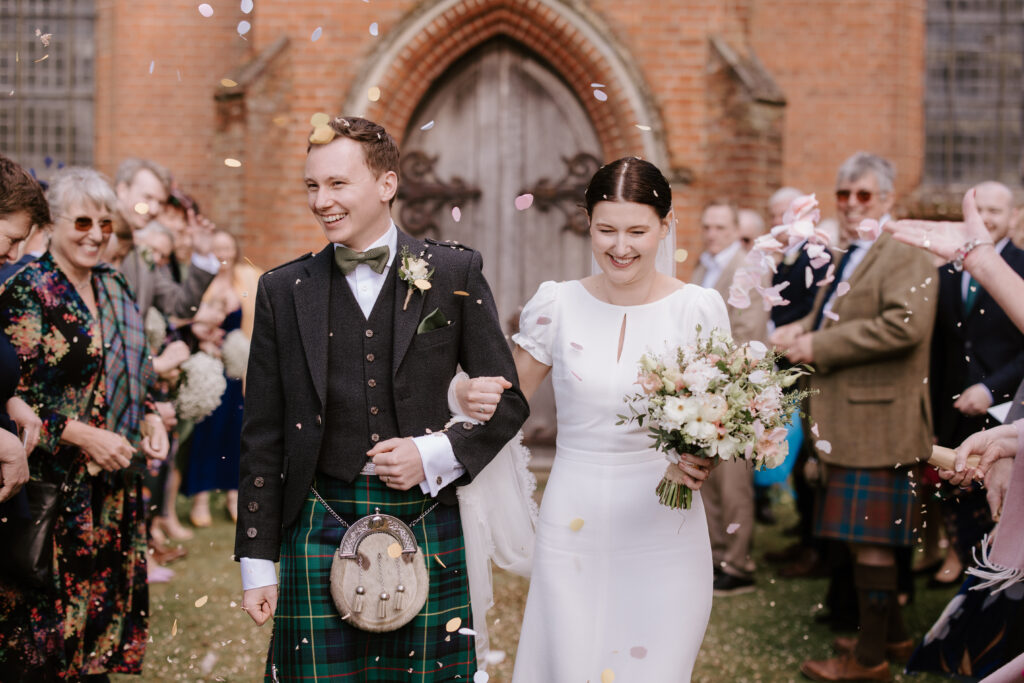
[334, 245, 390, 275]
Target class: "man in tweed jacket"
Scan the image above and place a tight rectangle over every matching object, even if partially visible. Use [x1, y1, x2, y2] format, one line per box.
[235, 116, 528, 680]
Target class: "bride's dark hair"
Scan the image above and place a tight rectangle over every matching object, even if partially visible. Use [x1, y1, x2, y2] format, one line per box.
[584, 156, 672, 219]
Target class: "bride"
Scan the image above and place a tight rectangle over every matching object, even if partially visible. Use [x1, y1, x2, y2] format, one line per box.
[457, 157, 728, 681]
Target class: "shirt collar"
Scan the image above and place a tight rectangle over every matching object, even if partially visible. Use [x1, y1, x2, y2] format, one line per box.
[701, 240, 742, 270]
[333, 221, 398, 268]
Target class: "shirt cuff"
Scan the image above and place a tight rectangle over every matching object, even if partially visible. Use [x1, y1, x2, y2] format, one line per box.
[978, 383, 995, 404]
[413, 433, 465, 497]
[240, 557, 278, 591]
[191, 252, 221, 275]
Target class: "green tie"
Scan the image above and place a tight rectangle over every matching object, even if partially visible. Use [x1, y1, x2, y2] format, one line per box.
[964, 276, 980, 315]
[334, 245, 390, 275]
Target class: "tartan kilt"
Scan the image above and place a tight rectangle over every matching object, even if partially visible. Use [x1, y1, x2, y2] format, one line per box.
[815, 464, 919, 547]
[267, 475, 476, 682]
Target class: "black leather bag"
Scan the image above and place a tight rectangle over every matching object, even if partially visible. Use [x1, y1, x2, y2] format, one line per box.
[0, 478, 62, 588]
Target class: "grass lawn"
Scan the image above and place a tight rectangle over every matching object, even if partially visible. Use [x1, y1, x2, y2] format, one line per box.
[116, 487, 955, 682]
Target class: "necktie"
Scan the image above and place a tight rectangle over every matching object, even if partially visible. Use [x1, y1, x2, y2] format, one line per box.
[813, 244, 859, 330]
[963, 276, 980, 315]
[334, 245, 390, 275]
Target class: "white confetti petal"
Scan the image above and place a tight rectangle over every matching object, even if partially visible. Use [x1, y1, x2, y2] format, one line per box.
[241, 0, 254, 13]
[726, 522, 741, 534]
[593, 89, 608, 101]
[198, 3, 214, 17]
[311, 26, 323, 41]
[369, 22, 379, 36]
[238, 20, 251, 35]
[452, 206, 461, 222]
[420, 120, 435, 130]
[815, 439, 832, 454]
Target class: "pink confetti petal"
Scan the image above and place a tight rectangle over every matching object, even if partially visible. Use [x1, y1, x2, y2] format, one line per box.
[805, 266, 814, 289]
[536, 316, 551, 325]
[836, 282, 851, 297]
[857, 218, 881, 241]
[451, 206, 461, 222]
[726, 523, 741, 534]
[514, 193, 534, 211]
[811, 422, 820, 437]
[815, 439, 832, 454]
[630, 646, 648, 659]
[727, 287, 751, 309]
[824, 310, 840, 322]
[570, 342, 583, 350]
[571, 371, 583, 382]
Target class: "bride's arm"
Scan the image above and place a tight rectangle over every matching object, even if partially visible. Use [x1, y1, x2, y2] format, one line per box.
[512, 345, 551, 402]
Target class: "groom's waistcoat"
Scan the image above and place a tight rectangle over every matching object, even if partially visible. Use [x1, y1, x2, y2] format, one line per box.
[317, 264, 401, 481]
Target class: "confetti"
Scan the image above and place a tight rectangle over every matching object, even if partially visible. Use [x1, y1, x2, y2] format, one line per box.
[241, 0, 254, 12]
[221, 78, 238, 87]
[434, 555, 447, 568]
[805, 266, 813, 289]
[593, 89, 608, 101]
[571, 371, 583, 382]
[474, 672, 490, 683]
[635, 124, 652, 131]
[195, 595, 208, 608]
[238, 20, 251, 35]
[35, 29, 52, 47]
[458, 627, 477, 636]
[452, 206, 461, 222]
[674, 248, 689, 263]
[815, 439, 832, 454]
[387, 542, 403, 559]
[171, 619, 178, 636]
[311, 26, 323, 42]
[570, 342, 583, 350]
[198, 3, 214, 17]
[453, 290, 469, 296]
[536, 316, 551, 325]
[590, 82, 606, 88]
[445, 617, 462, 632]
[310, 112, 331, 127]
[32, 54, 48, 63]
[369, 22, 379, 36]
[420, 120, 435, 130]
[836, 282, 851, 297]
[602, 669, 615, 683]
[630, 646, 648, 659]
[149, 60, 155, 74]
[134, 202, 150, 215]
[568, 518, 584, 531]
[514, 193, 534, 211]
[224, 158, 242, 167]
[726, 522, 741, 534]
[823, 310, 839, 321]
[368, 86, 381, 102]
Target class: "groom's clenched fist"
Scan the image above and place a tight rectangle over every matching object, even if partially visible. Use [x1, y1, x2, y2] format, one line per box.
[242, 585, 278, 626]
[369, 437, 426, 490]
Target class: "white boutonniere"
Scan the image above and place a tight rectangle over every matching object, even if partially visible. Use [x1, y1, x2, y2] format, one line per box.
[398, 245, 434, 310]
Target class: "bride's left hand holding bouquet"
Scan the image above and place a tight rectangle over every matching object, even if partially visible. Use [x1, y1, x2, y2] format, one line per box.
[618, 328, 811, 509]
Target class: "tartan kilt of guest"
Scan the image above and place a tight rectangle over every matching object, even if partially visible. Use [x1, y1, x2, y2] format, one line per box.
[815, 464, 919, 547]
[267, 474, 476, 682]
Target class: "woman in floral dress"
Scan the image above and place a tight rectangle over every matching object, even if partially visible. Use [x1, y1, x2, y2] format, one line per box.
[0, 167, 169, 681]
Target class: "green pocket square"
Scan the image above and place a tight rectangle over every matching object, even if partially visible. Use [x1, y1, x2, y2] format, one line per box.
[416, 308, 448, 334]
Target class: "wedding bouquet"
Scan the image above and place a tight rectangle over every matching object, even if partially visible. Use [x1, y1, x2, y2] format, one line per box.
[618, 329, 810, 509]
[174, 351, 227, 422]
[221, 329, 251, 380]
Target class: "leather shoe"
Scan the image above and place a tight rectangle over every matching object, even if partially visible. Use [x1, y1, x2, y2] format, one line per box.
[149, 544, 188, 565]
[764, 542, 804, 564]
[832, 636, 915, 663]
[713, 571, 755, 596]
[800, 653, 891, 681]
[779, 549, 828, 578]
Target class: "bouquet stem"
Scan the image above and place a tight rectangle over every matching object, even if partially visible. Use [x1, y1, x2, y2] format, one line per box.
[656, 463, 694, 510]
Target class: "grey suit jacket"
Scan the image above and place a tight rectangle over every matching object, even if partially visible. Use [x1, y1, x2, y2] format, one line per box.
[119, 248, 215, 318]
[234, 231, 530, 561]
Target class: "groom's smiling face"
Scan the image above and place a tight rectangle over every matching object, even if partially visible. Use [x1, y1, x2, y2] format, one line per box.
[305, 137, 397, 251]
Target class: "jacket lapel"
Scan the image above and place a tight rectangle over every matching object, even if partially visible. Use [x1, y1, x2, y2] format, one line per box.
[294, 245, 333, 407]
[392, 231, 427, 374]
[842, 233, 887, 295]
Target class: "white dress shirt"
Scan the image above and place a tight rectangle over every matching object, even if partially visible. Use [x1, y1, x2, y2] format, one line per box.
[699, 240, 742, 290]
[241, 223, 465, 591]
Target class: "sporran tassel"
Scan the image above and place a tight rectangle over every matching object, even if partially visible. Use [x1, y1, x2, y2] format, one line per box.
[378, 591, 390, 619]
[395, 584, 406, 611]
[353, 586, 365, 614]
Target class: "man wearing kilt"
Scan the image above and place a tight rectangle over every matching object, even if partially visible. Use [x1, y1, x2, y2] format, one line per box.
[772, 152, 937, 681]
[235, 116, 529, 681]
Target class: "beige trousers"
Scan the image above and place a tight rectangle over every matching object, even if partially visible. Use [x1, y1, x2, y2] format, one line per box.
[701, 457, 756, 578]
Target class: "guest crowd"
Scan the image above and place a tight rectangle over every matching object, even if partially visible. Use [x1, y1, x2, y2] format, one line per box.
[0, 144, 1022, 682]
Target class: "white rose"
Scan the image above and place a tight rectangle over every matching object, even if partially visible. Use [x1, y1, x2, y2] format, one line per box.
[407, 260, 430, 280]
[698, 395, 728, 423]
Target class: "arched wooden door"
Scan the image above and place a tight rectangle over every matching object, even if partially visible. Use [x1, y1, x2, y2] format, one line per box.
[396, 39, 603, 443]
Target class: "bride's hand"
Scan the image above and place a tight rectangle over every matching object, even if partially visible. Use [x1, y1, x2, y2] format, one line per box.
[455, 376, 511, 423]
[677, 452, 715, 490]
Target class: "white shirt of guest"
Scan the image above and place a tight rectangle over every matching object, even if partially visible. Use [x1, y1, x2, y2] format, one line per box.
[240, 222, 465, 591]
[699, 240, 742, 290]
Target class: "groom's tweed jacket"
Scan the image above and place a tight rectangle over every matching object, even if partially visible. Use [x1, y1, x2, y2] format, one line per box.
[799, 233, 937, 469]
[234, 231, 529, 561]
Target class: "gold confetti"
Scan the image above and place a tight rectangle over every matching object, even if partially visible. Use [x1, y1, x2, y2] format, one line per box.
[310, 112, 330, 127]
[568, 518, 584, 532]
[387, 542, 402, 559]
[602, 669, 615, 683]
[34, 54, 49, 63]
[273, 115, 290, 127]
[220, 78, 238, 87]
[309, 126, 335, 144]
[195, 595, 208, 608]
[453, 290, 469, 296]
[414, 279, 431, 291]
[224, 158, 242, 167]
[674, 248, 689, 263]
[171, 619, 178, 637]
[134, 202, 150, 215]
[434, 555, 447, 568]
[445, 617, 462, 632]
[367, 86, 382, 102]
[635, 124, 651, 131]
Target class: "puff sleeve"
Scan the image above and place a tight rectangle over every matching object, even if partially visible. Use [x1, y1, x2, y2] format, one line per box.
[690, 284, 732, 343]
[511, 280, 559, 366]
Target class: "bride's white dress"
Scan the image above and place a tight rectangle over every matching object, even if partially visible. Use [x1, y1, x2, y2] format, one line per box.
[510, 280, 730, 683]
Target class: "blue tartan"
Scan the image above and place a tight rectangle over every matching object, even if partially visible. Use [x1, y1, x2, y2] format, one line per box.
[267, 474, 476, 682]
[815, 464, 919, 546]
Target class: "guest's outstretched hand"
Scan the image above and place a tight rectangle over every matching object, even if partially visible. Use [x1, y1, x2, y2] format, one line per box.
[886, 188, 992, 265]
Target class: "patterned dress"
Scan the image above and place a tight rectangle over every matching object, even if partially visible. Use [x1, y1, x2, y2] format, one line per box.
[0, 251, 156, 679]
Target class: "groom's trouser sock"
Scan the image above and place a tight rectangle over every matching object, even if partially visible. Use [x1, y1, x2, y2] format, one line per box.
[852, 562, 900, 666]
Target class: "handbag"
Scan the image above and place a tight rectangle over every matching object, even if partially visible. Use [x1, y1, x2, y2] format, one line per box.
[313, 488, 434, 633]
[0, 475, 66, 588]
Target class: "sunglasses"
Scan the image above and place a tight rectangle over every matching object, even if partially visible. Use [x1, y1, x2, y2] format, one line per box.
[835, 189, 878, 205]
[64, 215, 114, 234]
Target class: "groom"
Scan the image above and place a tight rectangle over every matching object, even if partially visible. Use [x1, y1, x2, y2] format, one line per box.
[235, 116, 529, 679]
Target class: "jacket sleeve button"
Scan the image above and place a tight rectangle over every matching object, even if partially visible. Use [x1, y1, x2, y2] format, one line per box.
[247, 527, 258, 538]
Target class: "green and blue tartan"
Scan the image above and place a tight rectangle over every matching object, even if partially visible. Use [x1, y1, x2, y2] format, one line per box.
[815, 464, 919, 547]
[267, 474, 476, 682]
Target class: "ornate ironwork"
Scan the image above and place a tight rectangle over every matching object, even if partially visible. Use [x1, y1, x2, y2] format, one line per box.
[519, 152, 602, 236]
[396, 151, 482, 237]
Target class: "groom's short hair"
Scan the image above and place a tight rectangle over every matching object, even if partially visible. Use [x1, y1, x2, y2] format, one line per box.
[310, 116, 399, 180]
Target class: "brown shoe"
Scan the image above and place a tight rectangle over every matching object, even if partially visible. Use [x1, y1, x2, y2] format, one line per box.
[832, 636, 915, 663]
[149, 544, 188, 565]
[779, 549, 827, 578]
[800, 653, 891, 681]
[764, 542, 805, 564]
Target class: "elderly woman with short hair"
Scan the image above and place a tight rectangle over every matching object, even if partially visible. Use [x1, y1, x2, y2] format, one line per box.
[0, 167, 168, 681]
